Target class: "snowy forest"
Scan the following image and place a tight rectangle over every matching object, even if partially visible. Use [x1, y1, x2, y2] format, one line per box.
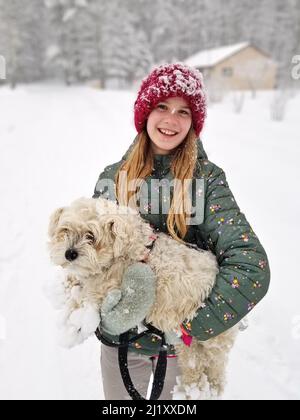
[0, 0, 299, 89]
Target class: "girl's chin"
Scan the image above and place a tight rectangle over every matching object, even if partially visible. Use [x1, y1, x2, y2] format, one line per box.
[155, 136, 177, 148]
[155, 141, 174, 150]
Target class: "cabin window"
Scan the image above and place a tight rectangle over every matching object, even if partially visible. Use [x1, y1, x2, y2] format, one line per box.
[222, 67, 233, 77]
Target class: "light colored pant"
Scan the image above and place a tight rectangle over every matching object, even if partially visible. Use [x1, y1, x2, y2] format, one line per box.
[100, 344, 181, 400]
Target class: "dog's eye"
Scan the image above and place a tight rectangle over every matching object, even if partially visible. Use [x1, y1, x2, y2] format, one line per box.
[56, 228, 69, 240]
[86, 231, 95, 243]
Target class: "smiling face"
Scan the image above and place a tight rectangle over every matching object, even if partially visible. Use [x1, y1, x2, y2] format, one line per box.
[146, 96, 192, 155]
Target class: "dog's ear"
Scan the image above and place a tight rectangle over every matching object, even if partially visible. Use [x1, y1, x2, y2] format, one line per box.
[48, 207, 65, 238]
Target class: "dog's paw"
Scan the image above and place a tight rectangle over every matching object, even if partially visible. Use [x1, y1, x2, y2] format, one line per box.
[172, 376, 191, 400]
[44, 268, 68, 310]
[57, 304, 100, 348]
[171, 376, 218, 400]
[57, 325, 85, 348]
[69, 304, 100, 337]
[172, 380, 203, 400]
[69, 285, 83, 304]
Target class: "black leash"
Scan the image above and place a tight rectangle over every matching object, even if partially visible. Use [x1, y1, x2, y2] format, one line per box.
[95, 323, 168, 400]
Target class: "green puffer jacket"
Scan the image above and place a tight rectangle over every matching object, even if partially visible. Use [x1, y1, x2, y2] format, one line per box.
[93, 137, 270, 357]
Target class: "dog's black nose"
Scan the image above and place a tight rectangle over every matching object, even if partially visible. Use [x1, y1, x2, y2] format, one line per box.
[65, 248, 78, 261]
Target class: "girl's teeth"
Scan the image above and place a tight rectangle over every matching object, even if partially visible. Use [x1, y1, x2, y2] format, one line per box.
[159, 128, 176, 136]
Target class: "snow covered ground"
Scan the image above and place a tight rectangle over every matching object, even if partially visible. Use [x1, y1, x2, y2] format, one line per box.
[0, 84, 299, 400]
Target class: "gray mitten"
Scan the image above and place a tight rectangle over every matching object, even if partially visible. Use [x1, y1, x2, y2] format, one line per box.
[100, 262, 156, 336]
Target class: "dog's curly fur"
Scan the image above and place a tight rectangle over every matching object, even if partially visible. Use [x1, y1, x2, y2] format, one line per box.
[48, 197, 237, 399]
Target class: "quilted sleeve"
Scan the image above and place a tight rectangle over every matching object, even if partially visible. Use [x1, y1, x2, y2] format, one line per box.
[182, 163, 270, 341]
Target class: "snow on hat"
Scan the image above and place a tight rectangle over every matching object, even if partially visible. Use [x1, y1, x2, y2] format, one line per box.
[134, 62, 207, 137]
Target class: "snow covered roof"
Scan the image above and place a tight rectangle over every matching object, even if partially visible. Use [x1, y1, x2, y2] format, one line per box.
[185, 42, 251, 68]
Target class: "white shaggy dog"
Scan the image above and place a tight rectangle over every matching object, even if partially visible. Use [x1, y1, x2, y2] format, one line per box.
[48, 197, 237, 400]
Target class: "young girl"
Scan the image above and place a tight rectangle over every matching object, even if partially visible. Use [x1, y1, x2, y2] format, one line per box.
[93, 63, 270, 400]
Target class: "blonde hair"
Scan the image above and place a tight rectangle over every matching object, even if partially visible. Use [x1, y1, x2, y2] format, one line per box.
[115, 127, 198, 244]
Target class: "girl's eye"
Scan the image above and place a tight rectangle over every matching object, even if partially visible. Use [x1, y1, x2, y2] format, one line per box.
[179, 110, 190, 116]
[157, 104, 167, 110]
[86, 231, 95, 243]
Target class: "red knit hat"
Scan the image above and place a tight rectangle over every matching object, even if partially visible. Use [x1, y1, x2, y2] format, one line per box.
[134, 62, 207, 137]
